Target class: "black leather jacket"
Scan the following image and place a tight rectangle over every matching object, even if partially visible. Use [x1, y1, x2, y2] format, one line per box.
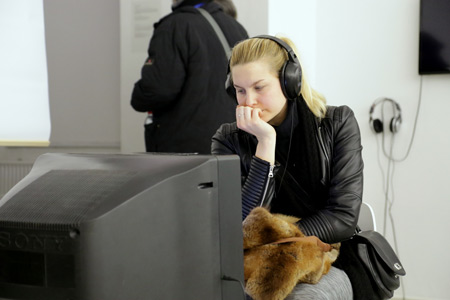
[211, 105, 363, 243]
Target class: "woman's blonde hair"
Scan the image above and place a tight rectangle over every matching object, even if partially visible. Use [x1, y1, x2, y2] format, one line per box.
[229, 36, 327, 118]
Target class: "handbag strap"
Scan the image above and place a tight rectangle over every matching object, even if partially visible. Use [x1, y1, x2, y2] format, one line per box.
[197, 8, 231, 59]
[270, 236, 333, 252]
[270, 237, 308, 244]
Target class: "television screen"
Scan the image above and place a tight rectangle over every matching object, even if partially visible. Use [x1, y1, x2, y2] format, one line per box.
[419, 0, 450, 74]
[0, 153, 244, 300]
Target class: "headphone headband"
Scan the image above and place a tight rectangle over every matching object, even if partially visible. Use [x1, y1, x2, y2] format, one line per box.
[254, 35, 301, 66]
[369, 97, 400, 112]
[225, 35, 303, 101]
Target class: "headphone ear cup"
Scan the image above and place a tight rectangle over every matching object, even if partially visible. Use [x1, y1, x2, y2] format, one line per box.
[280, 61, 302, 101]
[390, 117, 401, 133]
[372, 119, 383, 133]
[225, 74, 236, 100]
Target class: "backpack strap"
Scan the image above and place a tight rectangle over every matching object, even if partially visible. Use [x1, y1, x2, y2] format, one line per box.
[196, 8, 231, 59]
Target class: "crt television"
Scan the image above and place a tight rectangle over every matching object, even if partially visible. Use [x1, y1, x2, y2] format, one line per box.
[0, 153, 244, 300]
[419, 0, 450, 74]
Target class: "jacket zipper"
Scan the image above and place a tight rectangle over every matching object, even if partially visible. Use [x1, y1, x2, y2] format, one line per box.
[260, 164, 274, 207]
[268, 164, 274, 178]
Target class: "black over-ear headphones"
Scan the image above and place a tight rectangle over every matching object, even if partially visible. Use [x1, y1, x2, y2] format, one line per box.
[225, 35, 302, 101]
[369, 97, 402, 134]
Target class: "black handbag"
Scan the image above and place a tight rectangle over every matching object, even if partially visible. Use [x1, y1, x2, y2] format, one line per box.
[352, 230, 406, 299]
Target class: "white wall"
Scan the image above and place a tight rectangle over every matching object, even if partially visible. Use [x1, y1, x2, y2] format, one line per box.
[0, 0, 51, 146]
[233, 0, 268, 36]
[268, 0, 318, 86]
[269, 1, 450, 299]
[0, 0, 121, 165]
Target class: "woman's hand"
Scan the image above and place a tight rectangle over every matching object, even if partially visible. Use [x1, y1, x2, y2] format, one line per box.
[236, 105, 276, 165]
[236, 106, 274, 140]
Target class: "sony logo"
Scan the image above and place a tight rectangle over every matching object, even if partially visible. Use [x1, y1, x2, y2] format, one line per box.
[0, 231, 71, 253]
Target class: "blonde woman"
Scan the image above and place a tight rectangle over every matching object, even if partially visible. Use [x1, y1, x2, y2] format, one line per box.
[212, 36, 369, 299]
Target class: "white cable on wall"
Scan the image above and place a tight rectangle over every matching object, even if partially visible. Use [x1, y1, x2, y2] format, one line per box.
[374, 75, 424, 300]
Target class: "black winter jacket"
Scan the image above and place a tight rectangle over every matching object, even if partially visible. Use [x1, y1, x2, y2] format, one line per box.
[131, 2, 248, 154]
[211, 105, 363, 244]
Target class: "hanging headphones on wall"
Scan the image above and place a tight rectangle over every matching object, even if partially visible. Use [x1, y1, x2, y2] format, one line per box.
[225, 35, 302, 101]
[369, 97, 402, 134]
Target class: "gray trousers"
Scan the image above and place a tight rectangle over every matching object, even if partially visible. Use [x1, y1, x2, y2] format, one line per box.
[285, 267, 353, 300]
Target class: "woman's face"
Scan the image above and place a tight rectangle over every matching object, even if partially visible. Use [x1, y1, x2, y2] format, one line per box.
[232, 59, 288, 126]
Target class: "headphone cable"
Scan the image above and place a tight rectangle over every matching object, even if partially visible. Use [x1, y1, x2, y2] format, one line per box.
[276, 105, 294, 195]
[385, 132, 406, 300]
[376, 75, 424, 300]
[382, 76, 423, 162]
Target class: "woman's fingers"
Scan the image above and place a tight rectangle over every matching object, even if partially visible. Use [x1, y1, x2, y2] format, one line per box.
[236, 106, 275, 144]
[236, 106, 260, 127]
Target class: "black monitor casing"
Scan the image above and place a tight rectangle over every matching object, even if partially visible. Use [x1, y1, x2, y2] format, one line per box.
[0, 153, 244, 300]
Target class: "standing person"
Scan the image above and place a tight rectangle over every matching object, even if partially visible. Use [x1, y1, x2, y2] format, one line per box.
[212, 35, 371, 299]
[131, 0, 248, 154]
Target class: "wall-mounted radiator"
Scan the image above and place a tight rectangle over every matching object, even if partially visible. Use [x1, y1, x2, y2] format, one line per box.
[0, 162, 33, 198]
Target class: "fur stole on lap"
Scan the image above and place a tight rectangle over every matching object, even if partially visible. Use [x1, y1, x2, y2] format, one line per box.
[243, 207, 340, 300]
